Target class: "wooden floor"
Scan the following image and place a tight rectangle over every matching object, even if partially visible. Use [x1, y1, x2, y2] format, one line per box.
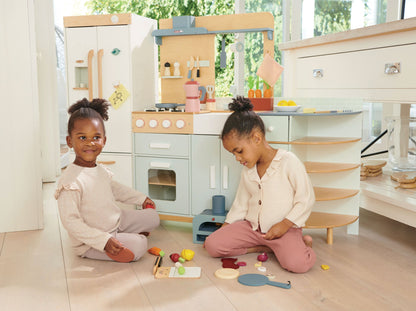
[1, 182, 416, 311]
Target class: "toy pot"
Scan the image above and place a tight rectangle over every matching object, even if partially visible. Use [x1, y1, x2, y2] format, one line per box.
[184, 80, 206, 112]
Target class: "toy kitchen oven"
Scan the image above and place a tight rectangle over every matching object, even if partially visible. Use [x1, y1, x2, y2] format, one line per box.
[131, 108, 241, 220]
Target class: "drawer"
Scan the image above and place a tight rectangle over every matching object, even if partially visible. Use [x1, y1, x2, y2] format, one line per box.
[261, 116, 289, 142]
[296, 44, 416, 90]
[134, 133, 190, 157]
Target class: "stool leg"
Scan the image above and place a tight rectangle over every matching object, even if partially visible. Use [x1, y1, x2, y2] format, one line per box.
[326, 228, 333, 244]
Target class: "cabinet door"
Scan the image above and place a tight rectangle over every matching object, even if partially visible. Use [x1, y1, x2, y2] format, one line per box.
[191, 135, 221, 215]
[220, 144, 242, 211]
[65, 27, 98, 105]
[135, 156, 189, 215]
[97, 25, 132, 153]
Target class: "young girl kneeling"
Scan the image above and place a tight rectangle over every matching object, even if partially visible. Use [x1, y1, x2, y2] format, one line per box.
[204, 96, 316, 273]
[55, 98, 159, 263]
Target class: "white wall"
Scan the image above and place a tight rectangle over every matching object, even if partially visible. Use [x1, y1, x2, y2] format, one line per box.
[0, 0, 44, 232]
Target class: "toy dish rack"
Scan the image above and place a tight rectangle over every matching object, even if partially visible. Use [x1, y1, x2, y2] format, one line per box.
[192, 209, 227, 244]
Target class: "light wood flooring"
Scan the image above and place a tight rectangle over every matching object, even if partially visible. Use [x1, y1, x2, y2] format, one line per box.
[1, 182, 416, 311]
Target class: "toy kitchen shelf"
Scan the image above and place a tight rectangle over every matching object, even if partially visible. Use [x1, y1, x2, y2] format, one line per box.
[260, 111, 362, 244]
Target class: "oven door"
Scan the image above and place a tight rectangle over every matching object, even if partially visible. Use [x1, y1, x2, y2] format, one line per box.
[135, 156, 189, 215]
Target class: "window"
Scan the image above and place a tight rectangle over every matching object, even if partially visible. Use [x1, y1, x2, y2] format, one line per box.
[403, 0, 416, 18]
[301, 0, 387, 39]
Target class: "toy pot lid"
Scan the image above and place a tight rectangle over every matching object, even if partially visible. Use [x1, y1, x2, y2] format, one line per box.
[185, 80, 199, 85]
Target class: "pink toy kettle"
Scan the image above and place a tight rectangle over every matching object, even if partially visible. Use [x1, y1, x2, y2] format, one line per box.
[184, 80, 206, 112]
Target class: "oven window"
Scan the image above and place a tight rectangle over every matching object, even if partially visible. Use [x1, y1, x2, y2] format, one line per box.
[148, 169, 176, 201]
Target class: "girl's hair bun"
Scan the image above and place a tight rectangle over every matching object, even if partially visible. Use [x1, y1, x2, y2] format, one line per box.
[68, 98, 110, 121]
[228, 96, 253, 112]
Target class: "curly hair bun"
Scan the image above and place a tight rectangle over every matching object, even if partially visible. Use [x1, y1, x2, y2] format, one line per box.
[228, 96, 253, 112]
[68, 98, 110, 121]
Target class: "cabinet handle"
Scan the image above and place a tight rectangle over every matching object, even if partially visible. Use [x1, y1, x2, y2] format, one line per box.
[384, 63, 400, 75]
[313, 69, 323, 78]
[97, 49, 104, 98]
[150, 162, 171, 169]
[210, 165, 216, 189]
[223, 165, 228, 189]
[87, 49, 94, 100]
[97, 160, 116, 165]
[149, 143, 171, 149]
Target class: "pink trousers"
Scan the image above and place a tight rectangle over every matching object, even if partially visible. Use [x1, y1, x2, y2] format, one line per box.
[82, 208, 160, 262]
[205, 220, 316, 273]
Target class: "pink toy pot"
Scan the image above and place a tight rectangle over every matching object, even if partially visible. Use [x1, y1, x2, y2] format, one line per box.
[184, 80, 206, 112]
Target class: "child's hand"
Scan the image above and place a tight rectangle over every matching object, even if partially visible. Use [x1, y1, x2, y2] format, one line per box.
[263, 219, 293, 240]
[142, 197, 156, 209]
[104, 237, 124, 255]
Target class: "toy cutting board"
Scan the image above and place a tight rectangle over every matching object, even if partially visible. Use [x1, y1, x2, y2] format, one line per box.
[155, 267, 202, 279]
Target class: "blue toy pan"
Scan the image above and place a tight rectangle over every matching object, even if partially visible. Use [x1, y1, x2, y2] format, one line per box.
[238, 274, 291, 289]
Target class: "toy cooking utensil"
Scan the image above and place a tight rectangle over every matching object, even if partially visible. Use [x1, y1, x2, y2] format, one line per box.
[206, 85, 215, 99]
[220, 36, 226, 68]
[188, 56, 194, 79]
[238, 274, 291, 289]
[196, 56, 200, 77]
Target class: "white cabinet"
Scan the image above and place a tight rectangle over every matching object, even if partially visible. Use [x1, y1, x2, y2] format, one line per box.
[64, 13, 158, 160]
[259, 112, 362, 244]
[191, 135, 242, 216]
[279, 17, 416, 231]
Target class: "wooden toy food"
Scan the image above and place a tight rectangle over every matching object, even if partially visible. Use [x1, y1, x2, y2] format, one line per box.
[181, 249, 195, 261]
[257, 252, 268, 262]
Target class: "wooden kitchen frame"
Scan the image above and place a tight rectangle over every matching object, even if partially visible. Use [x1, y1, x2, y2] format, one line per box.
[156, 12, 275, 104]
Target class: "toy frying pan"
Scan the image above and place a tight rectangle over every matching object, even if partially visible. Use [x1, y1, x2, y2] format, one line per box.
[238, 274, 291, 289]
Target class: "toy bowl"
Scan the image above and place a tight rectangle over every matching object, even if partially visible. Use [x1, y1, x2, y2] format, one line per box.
[275, 105, 302, 112]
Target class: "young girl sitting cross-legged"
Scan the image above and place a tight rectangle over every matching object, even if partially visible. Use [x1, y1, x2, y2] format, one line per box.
[204, 96, 316, 273]
[55, 98, 160, 263]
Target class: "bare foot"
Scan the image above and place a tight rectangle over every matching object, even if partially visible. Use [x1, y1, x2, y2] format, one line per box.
[303, 235, 313, 248]
[247, 246, 273, 253]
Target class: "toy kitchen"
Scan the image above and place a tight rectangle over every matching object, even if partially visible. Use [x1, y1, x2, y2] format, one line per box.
[131, 12, 275, 222]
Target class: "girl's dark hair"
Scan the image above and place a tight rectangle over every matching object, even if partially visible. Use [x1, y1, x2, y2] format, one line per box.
[67, 98, 110, 135]
[221, 96, 265, 139]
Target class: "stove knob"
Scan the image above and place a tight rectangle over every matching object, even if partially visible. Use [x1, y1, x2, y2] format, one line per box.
[176, 119, 185, 129]
[149, 119, 158, 128]
[135, 119, 145, 128]
[162, 119, 171, 128]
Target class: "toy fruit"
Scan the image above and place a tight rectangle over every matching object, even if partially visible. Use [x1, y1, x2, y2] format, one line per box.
[170, 253, 180, 262]
[257, 252, 268, 262]
[287, 100, 297, 106]
[277, 100, 288, 106]
[181, 249, 195, 261]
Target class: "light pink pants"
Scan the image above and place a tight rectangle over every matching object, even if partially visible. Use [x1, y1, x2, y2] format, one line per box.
[205, 220, 316, 273]
[82, 209, 160, 262]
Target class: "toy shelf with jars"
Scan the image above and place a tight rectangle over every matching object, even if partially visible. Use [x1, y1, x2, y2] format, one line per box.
[259, 110, 362, 244]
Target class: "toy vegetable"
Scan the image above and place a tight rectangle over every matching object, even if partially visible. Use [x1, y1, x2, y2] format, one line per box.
[247, 76, 255, 98]
[148, 247, 165, 257]
[181, 249, 195, 261]
[263, 81, 273, 98]
[255, 76, 262, 98]
[170, 253, 185, 263]
[257, 252, 268, 262]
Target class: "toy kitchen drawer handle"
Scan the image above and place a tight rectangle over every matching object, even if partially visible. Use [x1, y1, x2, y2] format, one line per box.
[223, 165, 228, 190]
[149, 143, 171, 149]
[150, 162, 171, 169]
[210, 165, 216, 189]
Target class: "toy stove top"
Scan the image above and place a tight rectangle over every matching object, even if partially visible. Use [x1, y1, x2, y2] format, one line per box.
[132, 111, 230, 135]
[145, 103, 185, 113]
